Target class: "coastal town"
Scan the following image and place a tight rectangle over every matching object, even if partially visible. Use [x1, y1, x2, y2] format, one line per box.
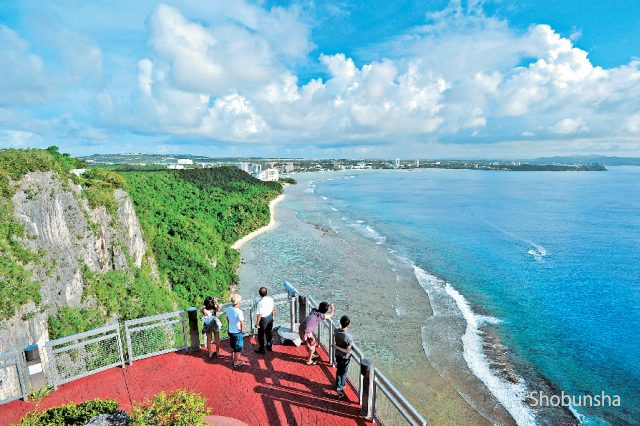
[80, 153, 607, 180]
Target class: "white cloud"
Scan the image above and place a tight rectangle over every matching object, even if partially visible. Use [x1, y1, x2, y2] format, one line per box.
[3, 1, 640, 158]
[0, 25, 49, 104]
[550, 118, 588, 135]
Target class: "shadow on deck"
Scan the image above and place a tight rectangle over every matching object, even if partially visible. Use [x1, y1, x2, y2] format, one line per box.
[0, 335, 371, 425]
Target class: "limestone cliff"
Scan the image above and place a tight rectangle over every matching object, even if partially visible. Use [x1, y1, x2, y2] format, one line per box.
[0, 171, 149, 353]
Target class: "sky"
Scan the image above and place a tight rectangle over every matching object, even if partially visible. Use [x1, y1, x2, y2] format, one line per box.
[1, 0, 640, 159]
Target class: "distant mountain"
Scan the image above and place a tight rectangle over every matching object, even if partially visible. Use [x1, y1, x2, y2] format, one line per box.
[531, 156, 640, 166]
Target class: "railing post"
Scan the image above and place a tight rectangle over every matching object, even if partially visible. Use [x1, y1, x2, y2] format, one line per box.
[328, 320, 335, 366]
[289, 295, 296, 331]
[298, 295, 307, 326]
[187, 307, 200, 351]
[361, 359, 375, 420]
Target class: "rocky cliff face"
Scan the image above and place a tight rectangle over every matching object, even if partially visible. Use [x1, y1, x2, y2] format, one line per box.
[0, 171, 148, 353]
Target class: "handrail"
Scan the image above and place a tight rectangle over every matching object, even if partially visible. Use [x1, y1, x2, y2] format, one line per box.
[374, 369, 427, 426]
[123, 310, 184, 327]
[4, 289, 426, 426]
[45, 323, 119, 347]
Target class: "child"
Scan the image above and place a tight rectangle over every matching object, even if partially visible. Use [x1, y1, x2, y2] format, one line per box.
[201, 296, 221, 358]
[333, 315, 353, 399]
[226, 294, 247, 367]
[299, 301, 335, 365]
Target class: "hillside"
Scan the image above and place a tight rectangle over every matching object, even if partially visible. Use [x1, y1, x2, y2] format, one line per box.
[0, 148, 281, 352]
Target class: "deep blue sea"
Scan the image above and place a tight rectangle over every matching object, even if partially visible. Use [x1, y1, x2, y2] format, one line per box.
[315, 167, 640, 425]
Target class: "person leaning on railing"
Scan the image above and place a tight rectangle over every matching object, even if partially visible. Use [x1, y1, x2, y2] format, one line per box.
[299, 301, 335, 365]
[333, 315, 353, 399]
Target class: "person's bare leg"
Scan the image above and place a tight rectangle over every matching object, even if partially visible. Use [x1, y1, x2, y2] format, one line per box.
[206, 333, 213, 357]
[306, 344, 316, 364]
[213, 331, 220, 356]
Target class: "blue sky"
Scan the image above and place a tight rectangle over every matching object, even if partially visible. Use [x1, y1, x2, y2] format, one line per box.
[1, 0, 639, 158]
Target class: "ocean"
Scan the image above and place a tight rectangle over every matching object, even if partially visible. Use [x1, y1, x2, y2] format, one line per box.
[239, 167, 640, 425]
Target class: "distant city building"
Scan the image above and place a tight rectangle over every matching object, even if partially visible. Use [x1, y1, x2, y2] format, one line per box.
[283, 163, 294, 173]
[167, 164, 185, 170]
[177, 159, 193, 165]
[252, 164, 262, 174]
[395, 158, 400, 168]
[416, 160, 420, 167]
[70, 169, 87, 176]
[237, 162, 251, 173]
[256, 168, 279, 182]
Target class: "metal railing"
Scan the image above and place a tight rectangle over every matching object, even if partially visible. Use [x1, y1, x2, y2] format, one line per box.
[0, 350, 29, 403]
[124, 310, 188, 364]
[4, 284, 426, 426]
[45, 323, 125, 388]
[305, 294, 426, 426]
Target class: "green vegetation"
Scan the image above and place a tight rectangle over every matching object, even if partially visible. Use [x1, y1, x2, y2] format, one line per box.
[48, 265, 176, 339]
[72, 167, 126, 215]
[17, 398, 119, 426]
[130, 390, 210, 426]
[47, 307, 105, 340]
[122, 168, 281, 307]
[2, 148, 280, 342]
[280, 177, 297, 184]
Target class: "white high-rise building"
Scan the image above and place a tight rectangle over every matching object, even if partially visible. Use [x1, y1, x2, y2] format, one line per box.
[237, 162, 250, 173]
[416, 159, 420, 167]
[177, 159, 193, 165]
[395, 158, 400, 168]
[252, 164, 262, 174]
[256, 168, 279, 182]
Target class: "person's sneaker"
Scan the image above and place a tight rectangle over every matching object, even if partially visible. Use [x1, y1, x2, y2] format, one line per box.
[266, 345, 273, 352]
[254, 348, 265, 354]
[337, 390, 345, 399]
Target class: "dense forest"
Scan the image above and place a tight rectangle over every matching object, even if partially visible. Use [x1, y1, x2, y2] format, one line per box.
[0, 148, 281, 339]
[121, 168, 281, 307]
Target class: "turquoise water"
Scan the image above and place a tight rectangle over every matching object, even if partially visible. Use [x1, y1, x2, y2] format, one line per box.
[315, 167, 640, 425]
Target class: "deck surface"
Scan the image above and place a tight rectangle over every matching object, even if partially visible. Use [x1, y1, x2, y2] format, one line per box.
[0, 335, 370, 425]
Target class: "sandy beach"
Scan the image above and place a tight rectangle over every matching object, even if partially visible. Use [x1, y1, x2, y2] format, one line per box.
[232, 194, 285, 250]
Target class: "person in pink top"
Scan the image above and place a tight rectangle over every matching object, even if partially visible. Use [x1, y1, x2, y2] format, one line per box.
[299, 301, 335, 365]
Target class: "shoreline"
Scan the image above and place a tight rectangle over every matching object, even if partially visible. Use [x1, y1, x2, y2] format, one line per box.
[232, 194, 285, 251]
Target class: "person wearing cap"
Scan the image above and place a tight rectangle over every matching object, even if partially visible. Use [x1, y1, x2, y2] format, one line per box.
[254, 287, 275, 354]
[226, 294, 246, 367]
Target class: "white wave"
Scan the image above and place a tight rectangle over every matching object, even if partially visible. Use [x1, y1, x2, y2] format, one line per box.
[362, 224, 386, 244]
[330, 206, 338, 211]
[321, 196, 328, 200]
[356, 219, 364, 223]
[444, 283, 537, 426]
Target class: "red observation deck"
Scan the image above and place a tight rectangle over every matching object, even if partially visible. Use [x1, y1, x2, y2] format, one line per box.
[0, 336, 370, 425]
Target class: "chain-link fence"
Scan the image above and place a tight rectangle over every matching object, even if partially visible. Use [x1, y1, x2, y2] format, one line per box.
[124, 311, 187, 364]
[0, 350, 28, 404]
[45, 323, 125, 388]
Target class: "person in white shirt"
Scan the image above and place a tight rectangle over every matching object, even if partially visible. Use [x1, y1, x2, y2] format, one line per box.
[226, 294, 246, 367]
[254, 287, 275, 354]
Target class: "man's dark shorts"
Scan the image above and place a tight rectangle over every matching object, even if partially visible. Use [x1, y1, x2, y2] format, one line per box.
[229, 332, 244, 352]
